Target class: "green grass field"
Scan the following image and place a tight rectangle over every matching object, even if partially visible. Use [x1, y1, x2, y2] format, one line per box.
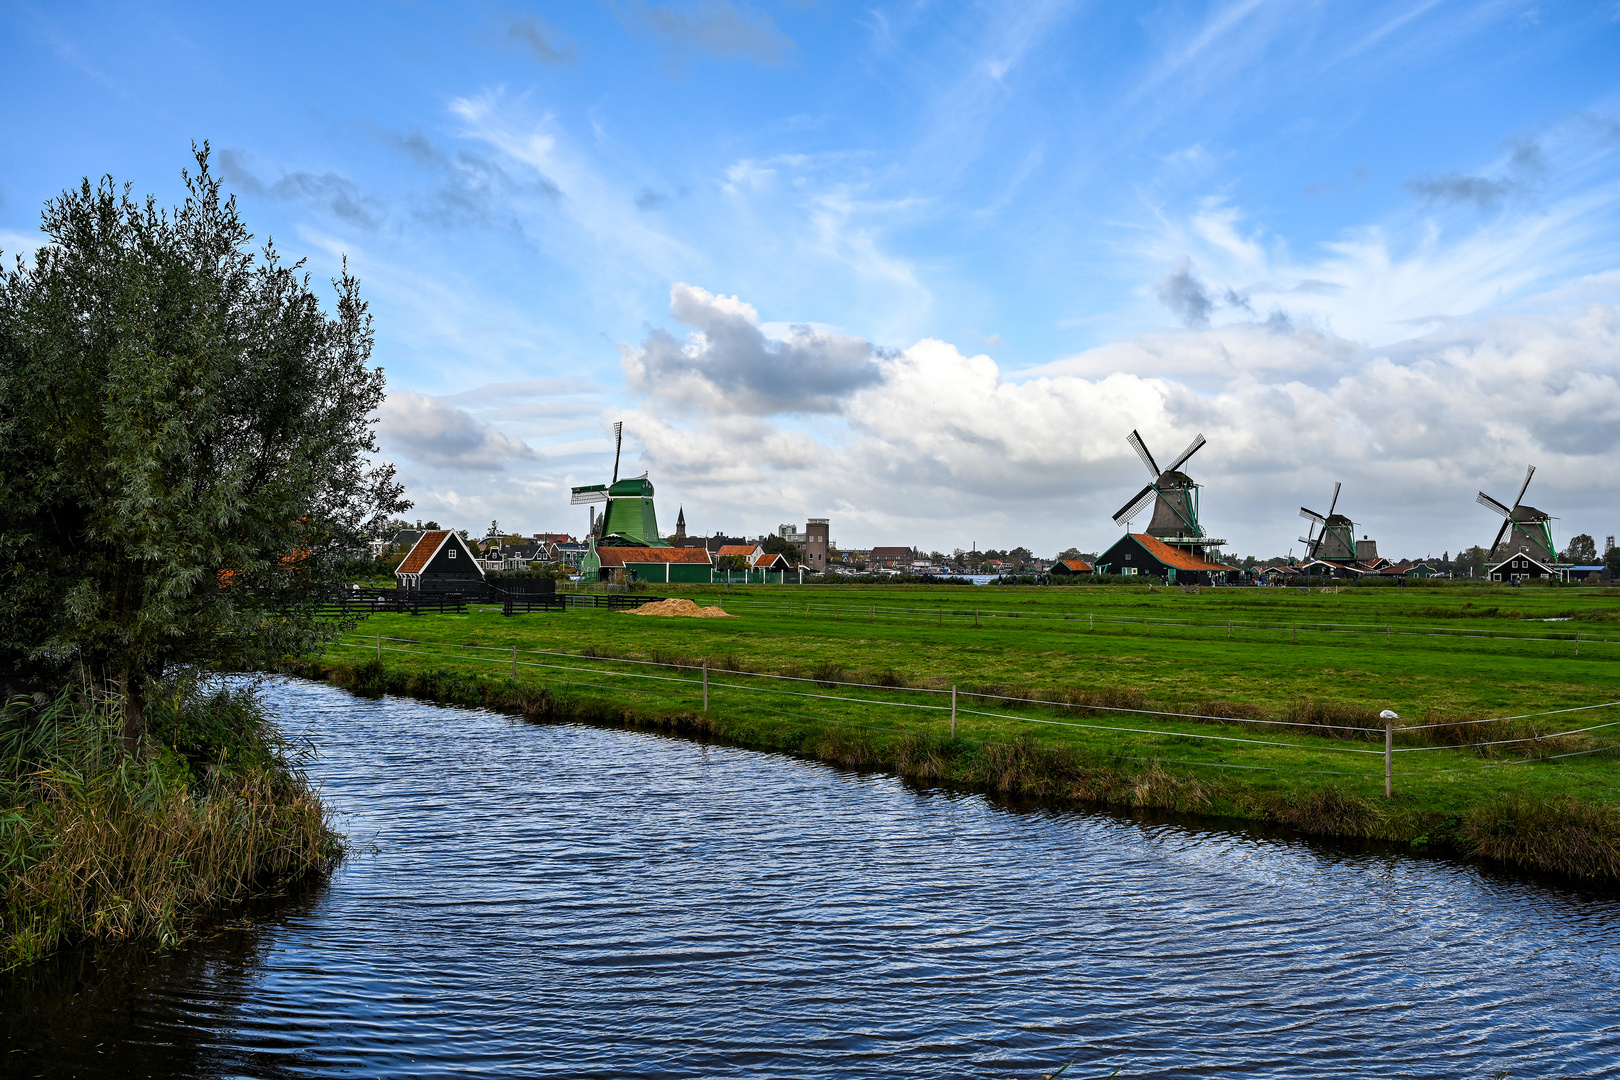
[296, 581, 1620, 879]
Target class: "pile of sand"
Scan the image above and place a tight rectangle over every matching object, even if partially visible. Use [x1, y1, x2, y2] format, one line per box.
[625, 598, 737, 619]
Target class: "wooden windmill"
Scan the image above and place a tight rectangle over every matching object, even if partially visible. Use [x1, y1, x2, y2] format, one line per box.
[570, 422, 665, 547]
[1111, 429, 1225, 555]
[1477, 466, 1555, 563]
[1298, 482, 1357, 562]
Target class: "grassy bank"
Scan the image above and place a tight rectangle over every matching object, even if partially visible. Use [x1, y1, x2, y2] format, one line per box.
[0, 678, 342, 968]
[290, 581, 1620, 882]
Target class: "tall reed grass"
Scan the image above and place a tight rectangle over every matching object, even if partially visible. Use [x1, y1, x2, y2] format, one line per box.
[0, 677, 341, 968]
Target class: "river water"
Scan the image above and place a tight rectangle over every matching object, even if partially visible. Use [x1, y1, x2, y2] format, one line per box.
[5, 677, 1619, 1078]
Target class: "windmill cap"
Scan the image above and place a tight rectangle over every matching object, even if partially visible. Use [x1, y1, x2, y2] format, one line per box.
[608, 477, 655, 497]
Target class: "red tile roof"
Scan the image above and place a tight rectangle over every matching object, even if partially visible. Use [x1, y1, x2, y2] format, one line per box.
[752, 552, 792, 569]
[398, 530, 451, 574]
[1059, 559, 1092, 573]
[1131, 534, 1238, 573]
[714, 544, 759, 558]
[595, 546, 712, 566]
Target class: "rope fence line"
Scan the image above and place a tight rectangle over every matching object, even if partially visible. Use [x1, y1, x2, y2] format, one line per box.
[344, 634, 1615, 737]
[330, 635, 1620, 787]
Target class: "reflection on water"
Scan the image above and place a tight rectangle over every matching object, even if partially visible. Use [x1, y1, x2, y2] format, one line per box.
[4, 677, 1620, 1078]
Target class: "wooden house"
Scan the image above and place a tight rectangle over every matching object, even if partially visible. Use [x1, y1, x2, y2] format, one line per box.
[1488, 552, 1557, 582]
[396, 530, 484, 592]
[585, 543, 713, 583]
[1093, 533, 1237, 585]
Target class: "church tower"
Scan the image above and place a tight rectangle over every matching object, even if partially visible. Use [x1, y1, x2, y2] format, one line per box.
[675, 506, 687, 540]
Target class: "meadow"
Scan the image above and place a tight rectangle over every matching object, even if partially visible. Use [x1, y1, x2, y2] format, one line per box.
[297, 580, 1620, 880]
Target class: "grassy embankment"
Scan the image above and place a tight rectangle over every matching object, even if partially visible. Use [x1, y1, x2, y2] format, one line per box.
[0, 678, 342, 968]
[295, 581, 1620, 881]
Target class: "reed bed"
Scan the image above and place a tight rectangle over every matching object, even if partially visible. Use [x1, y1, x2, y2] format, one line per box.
[0, 678, 341, 968]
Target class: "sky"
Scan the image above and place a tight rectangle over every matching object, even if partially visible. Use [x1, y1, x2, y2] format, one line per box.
[3, 1, 1619, 561]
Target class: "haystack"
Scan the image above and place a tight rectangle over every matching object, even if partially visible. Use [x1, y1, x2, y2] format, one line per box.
[625, 598, 737, 619]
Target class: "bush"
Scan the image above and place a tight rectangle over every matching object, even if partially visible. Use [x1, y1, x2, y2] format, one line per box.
[0, 677, 340, 967]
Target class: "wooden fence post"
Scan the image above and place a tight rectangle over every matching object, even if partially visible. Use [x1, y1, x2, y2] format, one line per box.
[951, 685, 957, 739]
[512, 645, 518, 678]
[703, 661, 709, 713]
[377, 633, 382, 661]
[1387, 624, 1391, 644]
[1227, 618, 1231, 640]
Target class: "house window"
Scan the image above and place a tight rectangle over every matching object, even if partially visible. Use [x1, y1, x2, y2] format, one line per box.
[1123, 567, 1138, 576]
[449, 548, 456, 558]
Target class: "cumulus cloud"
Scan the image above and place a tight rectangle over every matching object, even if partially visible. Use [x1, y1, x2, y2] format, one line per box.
[617, 283, 1620, 559]
[379, 391, 538, 469]
[218, 150, 384, 229]
[621, 283, 884, 413]
[618, 0, 795, 67]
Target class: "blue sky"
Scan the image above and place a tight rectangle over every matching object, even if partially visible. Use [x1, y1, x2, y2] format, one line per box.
[4, 1, 1620, 559]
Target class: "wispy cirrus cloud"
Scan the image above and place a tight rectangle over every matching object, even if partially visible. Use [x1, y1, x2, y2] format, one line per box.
[504, 15, 577, 66]
[615, 0, 795, 69]
[218, 149, 385, 230]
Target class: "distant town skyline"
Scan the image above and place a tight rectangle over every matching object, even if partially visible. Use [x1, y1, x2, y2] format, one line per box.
[3, 2, 1618, 556]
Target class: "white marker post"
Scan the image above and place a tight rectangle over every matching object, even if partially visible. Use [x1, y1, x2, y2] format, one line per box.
[1380, 710, 1400, 798]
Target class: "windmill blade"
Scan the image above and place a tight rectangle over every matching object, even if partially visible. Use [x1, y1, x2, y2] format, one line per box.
[1512, 464, 1535, 509]
[1299, 506, 1326, 525]
[1326, 481, 1342, 518]
[1112, 484, 1157, 526]
[1164, 433, 1207, 474]
[1126, 430, 1161, 478]
[1491, 516, 1513, 554]
[611, 421, 624, 484]
[570, 485, 609, 505]
[1476, 491, 1512, 518]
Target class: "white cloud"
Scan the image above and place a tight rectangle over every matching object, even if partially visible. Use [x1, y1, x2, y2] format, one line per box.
[615, 284, 1620, 559]
[621, 282, 883, 414]
[379, 390, 537, 469]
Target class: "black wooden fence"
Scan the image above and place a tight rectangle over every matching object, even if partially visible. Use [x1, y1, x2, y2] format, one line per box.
[312, 581, 651, 618]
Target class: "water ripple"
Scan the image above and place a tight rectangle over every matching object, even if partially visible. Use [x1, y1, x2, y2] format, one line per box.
[5, 676, 1620, 1078]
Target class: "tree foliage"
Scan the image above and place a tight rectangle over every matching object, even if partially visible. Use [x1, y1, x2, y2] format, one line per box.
[0, 147, 407, 743]
[1562, 533, 1597, 564]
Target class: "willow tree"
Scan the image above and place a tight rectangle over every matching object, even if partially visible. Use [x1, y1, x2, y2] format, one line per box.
[0, 146, 407, 745]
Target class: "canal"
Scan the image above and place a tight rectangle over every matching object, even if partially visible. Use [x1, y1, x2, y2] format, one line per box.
[5, 677, 1619, 1077]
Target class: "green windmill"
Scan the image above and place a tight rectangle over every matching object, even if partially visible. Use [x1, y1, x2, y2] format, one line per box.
[1299, 482, 1357, 562]
[570, 422, 667, 548]
[1478, 466, 1556, 564]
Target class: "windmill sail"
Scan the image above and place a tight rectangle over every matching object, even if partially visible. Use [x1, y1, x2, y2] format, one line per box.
[1109, 429, 1220, 549]
[1478, 464, 1553, 562]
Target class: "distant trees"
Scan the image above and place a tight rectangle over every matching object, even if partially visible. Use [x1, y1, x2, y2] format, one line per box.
[1606, 546, 1620, 577]
[1562, 534, 1598, 564]
[760, 533, 803, 563]
[1454, 546, 1488, 578]
[0, 147, 407, 746]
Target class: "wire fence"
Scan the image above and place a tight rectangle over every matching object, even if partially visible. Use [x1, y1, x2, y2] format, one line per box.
[329, 633, 1620, 791]
[697, 594, 1619, 651]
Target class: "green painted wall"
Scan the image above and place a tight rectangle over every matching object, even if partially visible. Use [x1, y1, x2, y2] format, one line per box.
[600, 478, 664, 547]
